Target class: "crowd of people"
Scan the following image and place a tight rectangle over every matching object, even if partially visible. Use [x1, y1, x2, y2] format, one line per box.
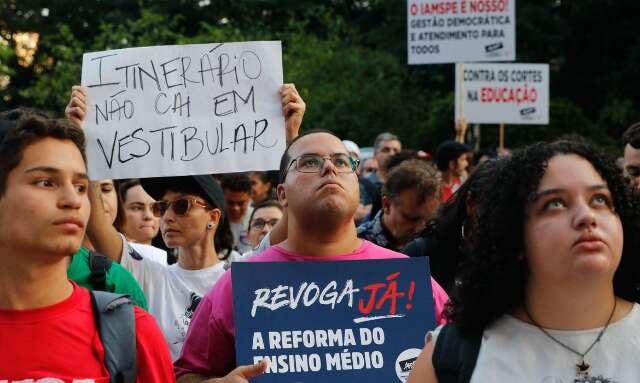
[2, 81, 640, 382]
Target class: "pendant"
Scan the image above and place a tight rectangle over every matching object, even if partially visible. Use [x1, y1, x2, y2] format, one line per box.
[575, 360, 591, 378]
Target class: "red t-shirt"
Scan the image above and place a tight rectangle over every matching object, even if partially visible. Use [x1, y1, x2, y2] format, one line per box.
[440, 177, 461, 202]
[0, 282, 175, 382]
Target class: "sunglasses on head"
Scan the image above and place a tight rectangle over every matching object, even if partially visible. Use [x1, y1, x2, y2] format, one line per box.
[151, 197, 211, 217]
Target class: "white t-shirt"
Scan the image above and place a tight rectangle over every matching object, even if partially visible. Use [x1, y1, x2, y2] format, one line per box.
[129, 241, 167, 264]
[230, 207, 253, 254]
[120, 239, 227, 361]
[432, 303, 640, 382]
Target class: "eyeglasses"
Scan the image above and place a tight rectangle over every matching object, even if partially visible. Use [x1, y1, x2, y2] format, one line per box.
[286, 153, 359, 178]
[250, 218, 280, 230]
[151, 197, 211, 217]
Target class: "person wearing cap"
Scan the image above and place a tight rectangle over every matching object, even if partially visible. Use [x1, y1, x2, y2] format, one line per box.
[0, 110, 174, 381]
[435, 140, 471, 202]
[86, 173, 238, 361]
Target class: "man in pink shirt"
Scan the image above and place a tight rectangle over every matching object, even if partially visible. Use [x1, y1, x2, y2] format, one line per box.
[175, 131, 449, 382]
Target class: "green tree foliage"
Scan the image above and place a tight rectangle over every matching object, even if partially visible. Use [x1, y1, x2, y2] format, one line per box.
[1, 0, 639, 153]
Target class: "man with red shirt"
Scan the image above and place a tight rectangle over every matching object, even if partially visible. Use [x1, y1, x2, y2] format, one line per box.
[435, 140, 470, 202]
[0, 111, 174, 382]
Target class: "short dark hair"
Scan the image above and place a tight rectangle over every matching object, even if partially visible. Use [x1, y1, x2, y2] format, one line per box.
[0, 109, 86, 196]
[384, 150, 422, 173]
[622, 122, 640, 149]
[221, 173, 251, 194]
[278, 130, 342, 183]
[382, 159, 440, 204]
[248, 199, 283, 229]
[435, 140, 470, 171]
[447, 141, 640, 333]
[251, 171, 279, 187]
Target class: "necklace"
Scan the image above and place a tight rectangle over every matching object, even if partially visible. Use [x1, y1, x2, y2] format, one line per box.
[523, 298, 617, 379]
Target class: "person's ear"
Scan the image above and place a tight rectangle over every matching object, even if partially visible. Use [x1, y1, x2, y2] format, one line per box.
[382, 195, 392, 214]
[277, 184, 288, 207]
[207, 208, 222, 230]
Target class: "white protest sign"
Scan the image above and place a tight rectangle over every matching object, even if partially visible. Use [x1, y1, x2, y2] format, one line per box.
[455, 63, 549, 124]
[407, 0, 515, 64]
[81, 41, 284, 179]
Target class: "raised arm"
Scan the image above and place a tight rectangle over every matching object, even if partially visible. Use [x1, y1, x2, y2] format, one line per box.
[64, 85, 125, 262]
[280, 84, 305, 143]
[455, 118, 467, 144]
[65, 85, 87, 128]
[86, 181, 125, 262]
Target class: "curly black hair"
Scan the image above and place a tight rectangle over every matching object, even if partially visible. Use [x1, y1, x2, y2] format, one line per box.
[407, 158, 506, 292]
[446, 140, 640, 333]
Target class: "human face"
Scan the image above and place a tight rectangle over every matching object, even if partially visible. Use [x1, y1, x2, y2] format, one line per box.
[361, 158, 379, 178]
[524, 155, 623, 287]
[0, 138, 89, 257]
[374, 139, 401, 171]
[224, 190, 251, 223]
[623, 144, 640, 191]
[122, 185, 159, 244]
[98, 179, 118, 225]
[249, 173, 272, 203]
[248, 206, 283, 248]
[453, 153, 469, 177]
[279, 133, 360, 222]
[383, 190, 439, 246]
[159, 191, 219, 248]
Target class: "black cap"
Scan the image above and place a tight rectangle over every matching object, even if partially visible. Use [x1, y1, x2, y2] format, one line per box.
[140, 175, 227, 220]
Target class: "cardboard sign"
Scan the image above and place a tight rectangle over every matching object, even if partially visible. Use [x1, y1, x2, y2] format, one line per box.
[232, 258, 436, 383]
[80, 41, 285, 179]
[407, 0, 516, 64]
[455, 62, 549, 124]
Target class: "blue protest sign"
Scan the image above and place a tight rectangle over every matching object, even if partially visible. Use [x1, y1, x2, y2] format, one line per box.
[232, 257, 436, 382]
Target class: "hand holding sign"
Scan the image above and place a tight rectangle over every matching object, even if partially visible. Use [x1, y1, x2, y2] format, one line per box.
[65, 85, 87, 128]
[280, 84, 305, 143]
[454, 118, 467, 143]
[80, 41, 287, 179]
[65, 83, 305, 141]
[204, 360, 268, 383]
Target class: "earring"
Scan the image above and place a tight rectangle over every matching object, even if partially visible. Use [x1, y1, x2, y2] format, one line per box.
[207, 223, 214, 230]
[461, 218, 471, 240]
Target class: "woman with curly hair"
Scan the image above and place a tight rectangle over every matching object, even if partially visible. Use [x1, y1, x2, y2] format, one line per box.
[403, 158, 505, 292]
[408, 140, 640, 382]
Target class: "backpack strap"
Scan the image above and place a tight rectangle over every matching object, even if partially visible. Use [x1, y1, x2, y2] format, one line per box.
[90, 290, 137, 383]
[432, 324, 482, 383]
[88, 251, 113, 292]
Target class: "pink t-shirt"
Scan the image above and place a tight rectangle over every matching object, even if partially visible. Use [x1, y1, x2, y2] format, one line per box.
[174, 240, 448, 378]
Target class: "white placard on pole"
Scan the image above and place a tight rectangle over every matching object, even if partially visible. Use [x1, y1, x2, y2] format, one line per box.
[81, 41, 285, 180]
[455, 62, 549, 124]
[408, 0, 516, 64]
